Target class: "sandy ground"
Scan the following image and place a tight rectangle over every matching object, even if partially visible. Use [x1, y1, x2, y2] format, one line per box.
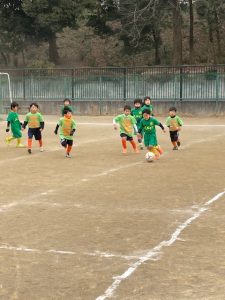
[0, 115, 225, 300]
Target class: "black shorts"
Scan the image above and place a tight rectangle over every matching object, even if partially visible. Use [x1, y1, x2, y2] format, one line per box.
[60, 138, 73, 147]
[28, 128, 42, 140]
[120, 133, 133, 141]
[170, 130, 179, 142]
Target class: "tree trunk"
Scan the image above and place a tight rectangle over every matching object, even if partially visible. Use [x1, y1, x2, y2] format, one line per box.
[1, 51, 8, 66]
[48, 32, 60, 65]
[189, 0, 194, 64]
[170, 0, 183, 65]
[153, 30, 161, 65]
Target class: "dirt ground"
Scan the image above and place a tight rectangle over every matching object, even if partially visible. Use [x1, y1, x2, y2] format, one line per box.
[0, 115, 225, 300]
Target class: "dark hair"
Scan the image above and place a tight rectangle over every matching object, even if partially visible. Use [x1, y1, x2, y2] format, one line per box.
[123, 105, 131, 111]
[169, 106, 177, 112]
[142, 109, 151, 115]
[134, 98, 142, 105]
[144, 96, 151, 101]
[30, 102, 39, 108]
[11, 101, 19, 109]
[63, 98, 71, 104]
[63, 107, 72, 115]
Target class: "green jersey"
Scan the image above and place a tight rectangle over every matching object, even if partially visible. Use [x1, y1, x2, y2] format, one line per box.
[58, 116, 76, 140]
[25, 112, 44, 128]
[131, 107, 143, 126]
[114, 114, 137, 137]
[61, 105, 74, 116]
[139, 117, 161, 147]
[166, 115, 183, 131]
[142, 104, 154, 115]
[7, 111, 22, 138]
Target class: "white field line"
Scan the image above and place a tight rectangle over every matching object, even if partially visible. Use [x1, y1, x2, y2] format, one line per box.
[96, 190, 225, 300]
[0, 136, 115, 165]
[45, 121, 225, 127]
[0, 244, 139, 261]
[1, 132, 224, 214]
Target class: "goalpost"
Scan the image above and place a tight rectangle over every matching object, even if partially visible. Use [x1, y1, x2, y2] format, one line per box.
[0, 72, 13, 120]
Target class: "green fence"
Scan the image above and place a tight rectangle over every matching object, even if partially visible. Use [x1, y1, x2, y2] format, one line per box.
[0, 65, 225, 102]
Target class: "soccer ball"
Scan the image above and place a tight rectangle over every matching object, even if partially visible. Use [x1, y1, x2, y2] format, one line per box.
[145, 151, 155, 162]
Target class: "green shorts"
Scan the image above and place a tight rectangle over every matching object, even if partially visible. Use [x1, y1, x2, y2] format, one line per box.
[143, 133, 158, 147]
[12, 128, 22, 138]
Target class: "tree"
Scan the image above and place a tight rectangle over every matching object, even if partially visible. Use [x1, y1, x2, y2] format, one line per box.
[22, 0, 88, 64]
[0, 0, 33, 66]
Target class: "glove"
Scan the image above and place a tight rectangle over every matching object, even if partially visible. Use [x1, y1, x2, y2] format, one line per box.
[6, 128, 10, 132]
[70, 129, 76, 136]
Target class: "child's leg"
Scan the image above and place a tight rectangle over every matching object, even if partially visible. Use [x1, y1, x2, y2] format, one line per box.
[121, 136, 127, 153]
[148, 146, 160, 159]
[5, 136, 15, 145]
[156, 144, 163, 155]
[16, 138, 24, 147]
[65, 140, 73, 157]
[137, 137, 144, 150]
[130, 139, 139, 153]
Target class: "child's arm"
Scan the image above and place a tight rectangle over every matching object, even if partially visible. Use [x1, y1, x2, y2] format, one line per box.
[54, 124, 59, 135]
[113, 118, 118, 130]
[158, 123, 166, 133]
[6, 121, 10, 132]
[40, 121, 44, 131]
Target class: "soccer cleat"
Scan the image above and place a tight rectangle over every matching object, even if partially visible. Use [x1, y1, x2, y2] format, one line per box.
[122, 149, 127, 154]
[177, 141, 181, 147]
[65, 153, 71, 158]
[134, 148, 139, 154]
[40, 147, 44, 152]
[28, 149, 32, 154]
[16, 144, 24, 148]
[173, 146, 178, 150]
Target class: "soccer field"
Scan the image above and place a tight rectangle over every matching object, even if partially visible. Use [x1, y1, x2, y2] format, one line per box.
[0, 115, 225, 300]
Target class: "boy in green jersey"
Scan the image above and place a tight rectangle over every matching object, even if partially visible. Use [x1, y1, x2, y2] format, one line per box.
[5, 102, 24, 147]
[142, 96, 154, 115]
[23, 103, 44, 154]
[54, 108, 76, 158]
[131, 98, 144, 150]
[61, 98, 74, 116]
[113, 105, 139, 154]
[165, 107, 183, 150]
[138, 109, 165, 159]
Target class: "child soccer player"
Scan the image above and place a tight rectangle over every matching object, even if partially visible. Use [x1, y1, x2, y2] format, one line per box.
[138, 109, 165, 159]
[61, 98, 74, 116]
[23, 103, 44, 154]
[131, 98, 144, 150]
[113, 105, 139, 154]
[166, 107, 183, 150]
[142, 96, 154, 115]
[54, 108, 76, 158]
[5, 102, 24, 147]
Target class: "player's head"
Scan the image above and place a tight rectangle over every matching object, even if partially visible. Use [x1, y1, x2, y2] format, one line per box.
[63, 98, 71, 106]
[143, 96, 151, 106]
[11, 101, 19, 111]
[30, 102, 39, 113]
[63, 107, 72, 118]
[134, 98, 142, 108]
[169, 106, 177, 117]
[123, 105, 131, 116]
[142, 109, 151, 120]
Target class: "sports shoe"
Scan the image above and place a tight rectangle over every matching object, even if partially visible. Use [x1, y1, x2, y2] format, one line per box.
[177, 141, 181, 147]
[5, 137, 10, 146]
[122, 149, 127, 154]
[16, 144, 25, 148]
[28, 149, 32, 154]
[40, 147, 44, 152]
[134, 148, 139, 154]
[173, 146, 178, 150]
[65, 153, 71, 158]
[139, 143, 144, 150]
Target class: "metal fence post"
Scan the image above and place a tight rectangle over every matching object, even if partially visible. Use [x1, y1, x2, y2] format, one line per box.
[123, 68, 127, 101]
[180, 66, 183, 101]
[71, 69, 74, 100]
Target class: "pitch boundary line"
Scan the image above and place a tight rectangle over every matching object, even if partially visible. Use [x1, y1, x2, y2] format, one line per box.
[96, 190, 225, 300]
